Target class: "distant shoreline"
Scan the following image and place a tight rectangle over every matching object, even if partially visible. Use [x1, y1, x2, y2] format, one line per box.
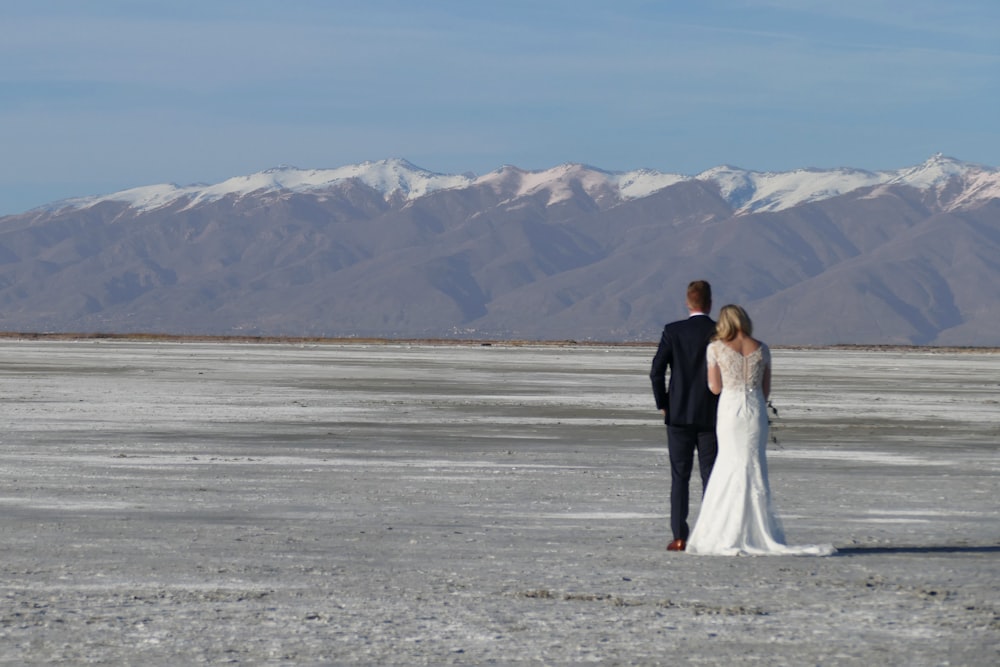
[0, 331, 996, 353]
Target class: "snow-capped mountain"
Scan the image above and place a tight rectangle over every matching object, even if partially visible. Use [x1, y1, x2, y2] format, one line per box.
[3, 154, 999, 346]
[48, 159, 474, 213]
[44, 154, 999, 216]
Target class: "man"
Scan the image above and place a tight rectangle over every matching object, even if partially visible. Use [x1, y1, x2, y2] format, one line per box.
[649, 280, 719, 552]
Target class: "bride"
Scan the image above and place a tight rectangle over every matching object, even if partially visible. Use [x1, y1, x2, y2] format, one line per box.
[686, 305, 834, 556]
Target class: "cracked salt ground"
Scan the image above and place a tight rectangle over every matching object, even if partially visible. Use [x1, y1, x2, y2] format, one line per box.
[0, 340, 997, 664]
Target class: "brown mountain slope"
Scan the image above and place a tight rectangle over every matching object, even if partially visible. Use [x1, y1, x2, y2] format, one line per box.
[0, 178, 997, 345]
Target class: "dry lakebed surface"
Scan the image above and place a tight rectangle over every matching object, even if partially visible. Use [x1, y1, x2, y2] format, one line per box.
[0, 339, 997, 665]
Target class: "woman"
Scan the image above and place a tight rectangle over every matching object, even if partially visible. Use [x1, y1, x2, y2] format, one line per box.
[686, 305, 834, 556]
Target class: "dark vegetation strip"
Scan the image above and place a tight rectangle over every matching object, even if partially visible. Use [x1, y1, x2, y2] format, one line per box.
[0, 331, 996, 352]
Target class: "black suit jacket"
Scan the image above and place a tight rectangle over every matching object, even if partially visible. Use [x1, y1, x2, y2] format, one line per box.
[649, 314, 719, 428]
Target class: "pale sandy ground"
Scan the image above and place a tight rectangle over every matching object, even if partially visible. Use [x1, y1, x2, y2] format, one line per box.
[0, 340, 997, 665]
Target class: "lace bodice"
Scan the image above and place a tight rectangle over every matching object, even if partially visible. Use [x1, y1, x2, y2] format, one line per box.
[707, 340, 770, 393]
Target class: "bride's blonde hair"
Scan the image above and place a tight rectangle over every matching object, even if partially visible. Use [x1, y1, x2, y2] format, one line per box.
[715, 304, 753, 342]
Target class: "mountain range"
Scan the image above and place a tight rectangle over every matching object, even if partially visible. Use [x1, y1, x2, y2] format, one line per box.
[2, 153, 998, 346]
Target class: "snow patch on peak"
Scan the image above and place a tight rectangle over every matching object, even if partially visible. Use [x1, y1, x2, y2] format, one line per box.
[35, 154, 1000, 217]
[319, 158, 473, 199]
[696, 165, 893, 213]
[54, 183, 191, 213]
[864, 154, 1000, 210]
[889, 153, 964, 188]
[769, 168, 882, 213]
[61, 159, 475, 213]
[696, 166, 756, 209]
[947, 169, 1000, 209]
[475, 165, 529, 195]
[478, 163, 618, 206]
[616, 169, 687, 200]
[701, 156, 1000, 214]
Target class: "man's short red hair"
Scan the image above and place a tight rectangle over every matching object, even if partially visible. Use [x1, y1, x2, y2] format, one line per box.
[687, 280, 712, 312]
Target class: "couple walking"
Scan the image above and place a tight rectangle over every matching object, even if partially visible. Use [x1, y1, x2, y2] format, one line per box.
[650, 280, 833, 556]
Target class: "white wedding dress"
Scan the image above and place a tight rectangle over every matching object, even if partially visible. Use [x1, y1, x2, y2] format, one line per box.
[686, 341, 834, 556]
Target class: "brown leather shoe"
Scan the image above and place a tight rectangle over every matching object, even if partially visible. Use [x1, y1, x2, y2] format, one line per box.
[666, 539, 686, 552]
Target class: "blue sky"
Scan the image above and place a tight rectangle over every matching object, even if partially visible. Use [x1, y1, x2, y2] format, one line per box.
[1, 0, 998, 215]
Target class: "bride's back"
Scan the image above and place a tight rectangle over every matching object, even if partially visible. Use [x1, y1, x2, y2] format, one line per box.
[709, 338, 769, 394]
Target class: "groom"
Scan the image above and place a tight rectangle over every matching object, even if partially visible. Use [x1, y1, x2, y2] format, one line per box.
[649, 280, 719, 552]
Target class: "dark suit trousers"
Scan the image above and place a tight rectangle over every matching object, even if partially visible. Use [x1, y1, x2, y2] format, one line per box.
[667, 424, 718, 541]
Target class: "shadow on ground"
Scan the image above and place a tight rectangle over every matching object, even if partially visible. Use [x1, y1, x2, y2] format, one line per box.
[834, 545, 1000, 556]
